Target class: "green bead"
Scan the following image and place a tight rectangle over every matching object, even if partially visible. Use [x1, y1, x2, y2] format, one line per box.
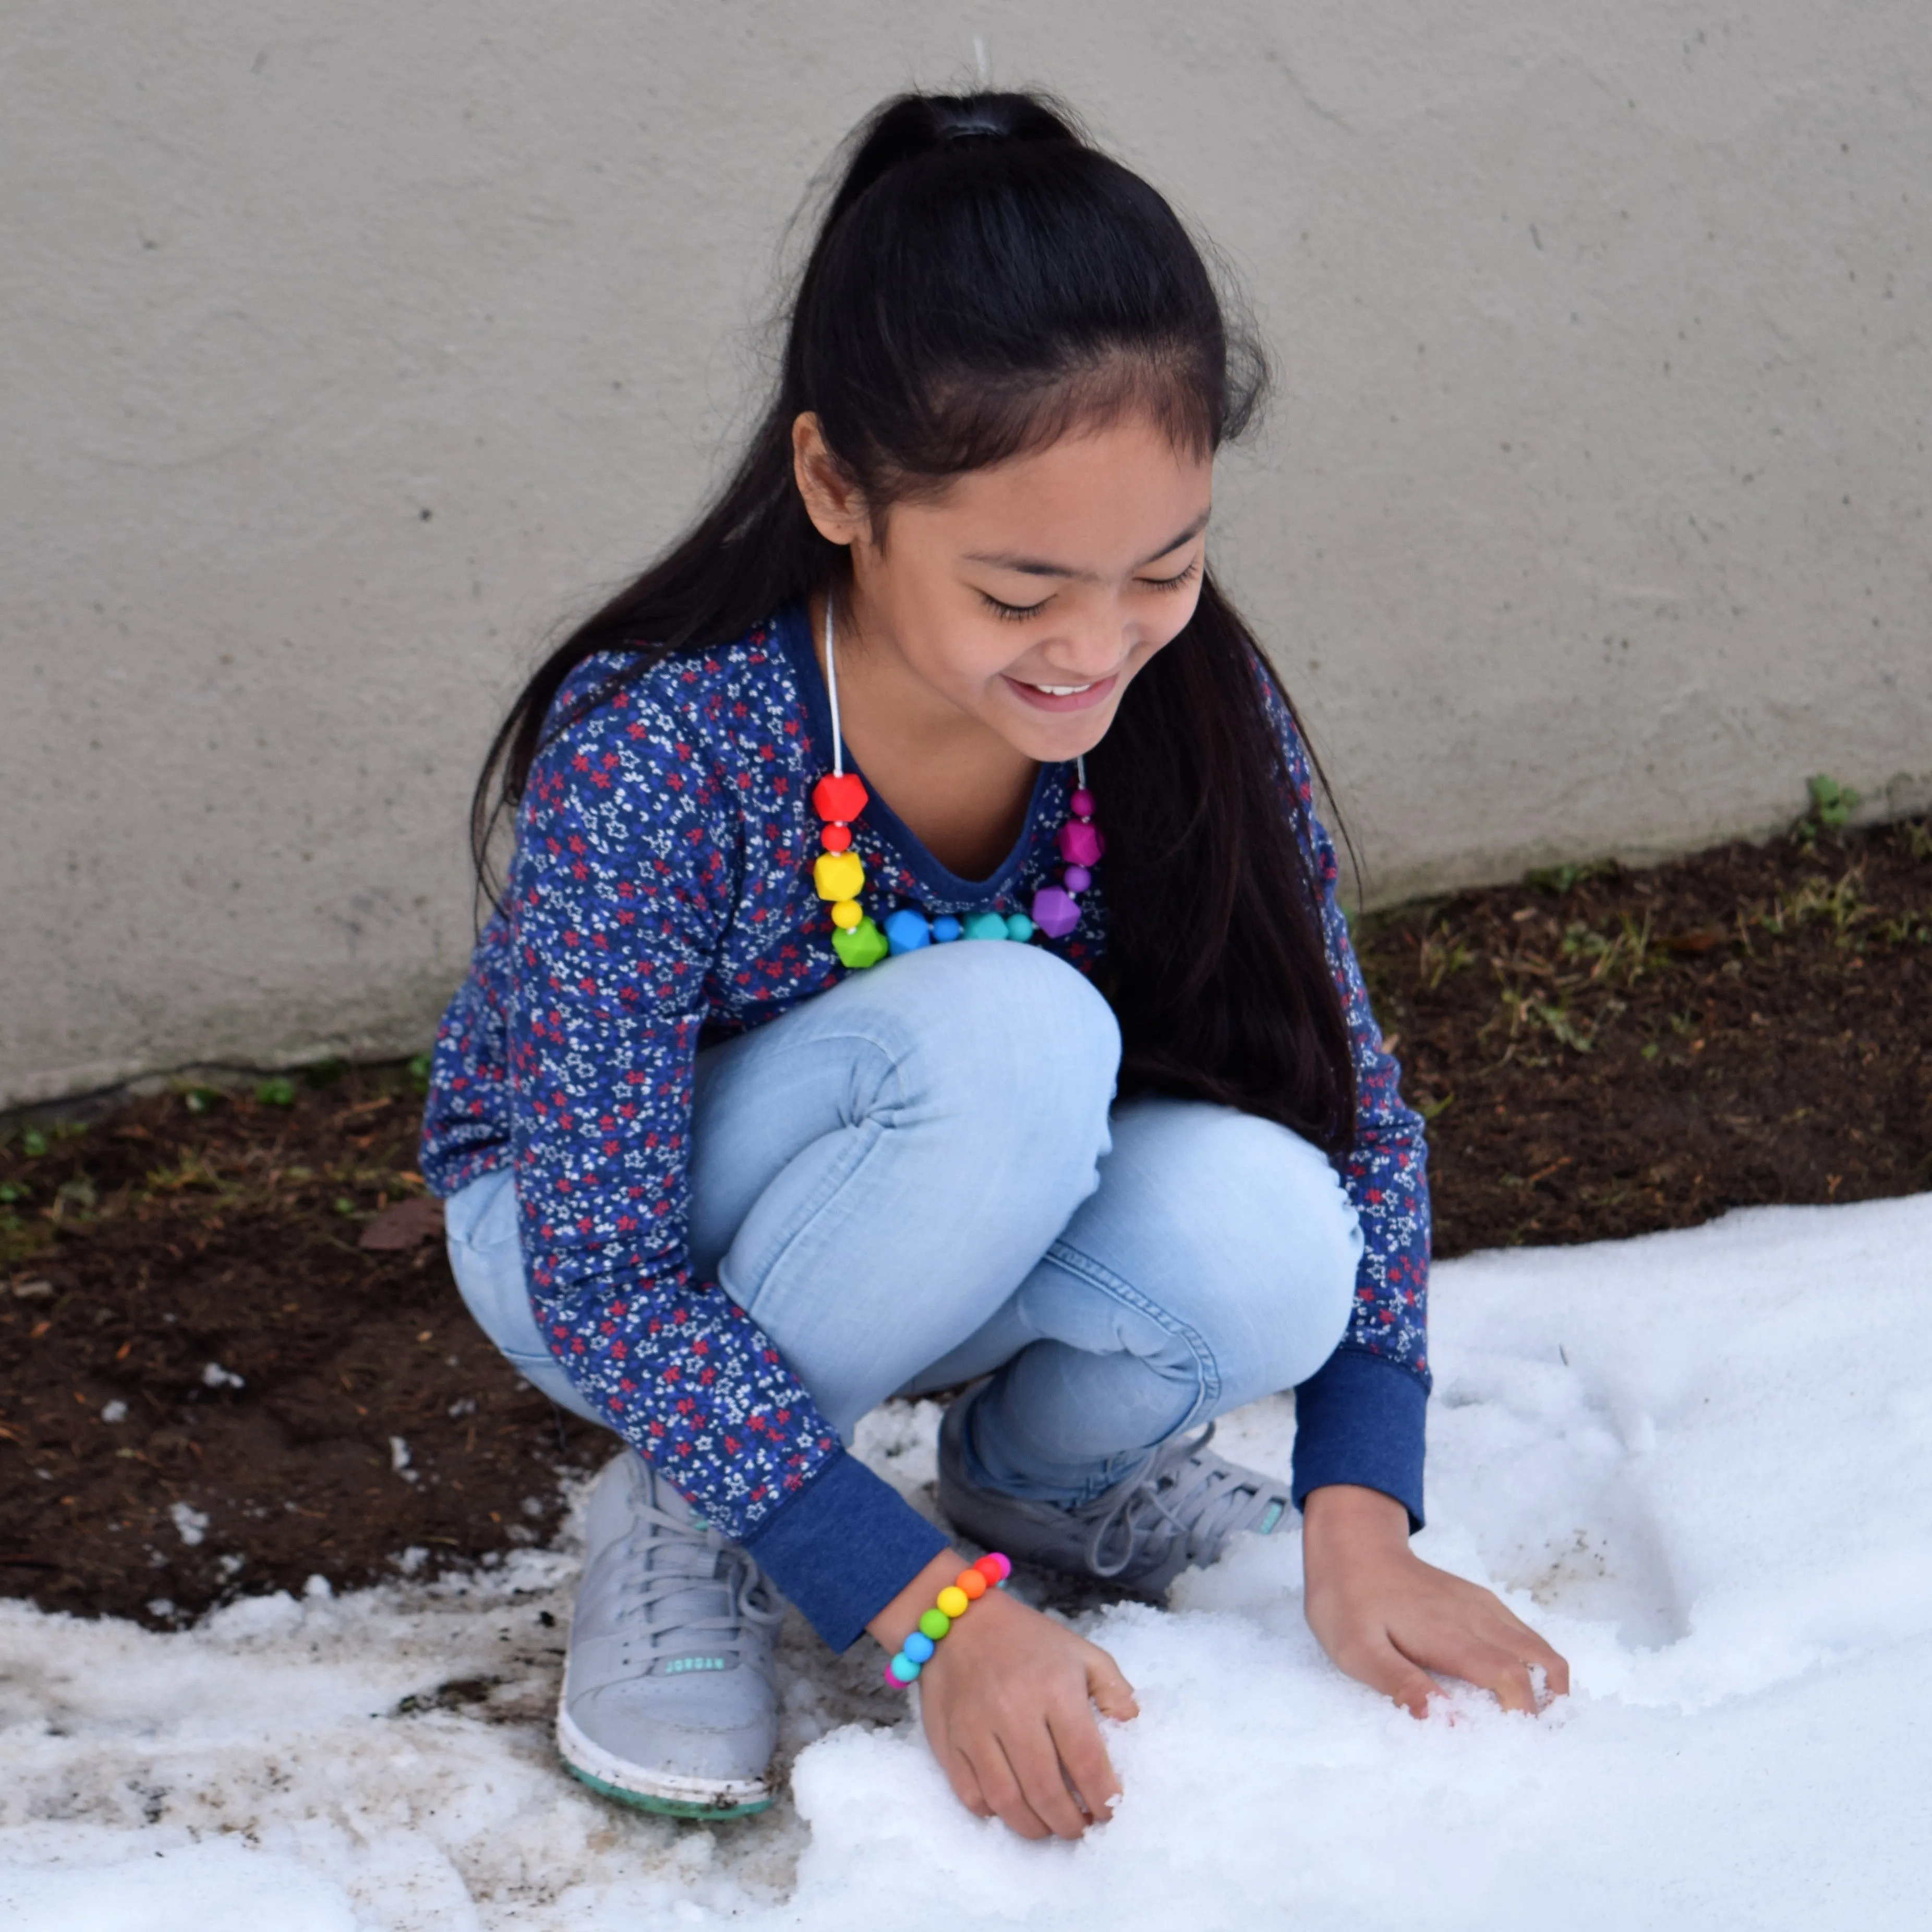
[832, 915, 889, 969]
[962, 909, 1009, 941]
[1004, 913, 1035, 942]
[918, 1607, 952, 1641]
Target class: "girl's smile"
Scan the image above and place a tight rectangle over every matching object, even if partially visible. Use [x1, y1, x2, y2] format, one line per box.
[1001, 671, 1117, 712]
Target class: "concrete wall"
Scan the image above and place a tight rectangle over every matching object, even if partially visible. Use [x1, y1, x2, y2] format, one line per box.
[4, 1, 1928, 1107]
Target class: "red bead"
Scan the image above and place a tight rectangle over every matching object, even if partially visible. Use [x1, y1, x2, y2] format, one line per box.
[812, 771, 868, 824]
[819, 824, 852, 853]
[975, 1552, 1012, 1582]
[1070, 788, 1095, 818]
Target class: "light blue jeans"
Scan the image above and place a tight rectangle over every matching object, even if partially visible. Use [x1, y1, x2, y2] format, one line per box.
[444, 943, 1362, 1508]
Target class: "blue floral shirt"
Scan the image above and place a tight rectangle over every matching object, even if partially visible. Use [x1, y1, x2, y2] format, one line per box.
[421, 603, 1430, 1648]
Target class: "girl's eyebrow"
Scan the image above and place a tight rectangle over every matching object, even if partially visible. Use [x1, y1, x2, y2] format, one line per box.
[964, 509, 1213, 581]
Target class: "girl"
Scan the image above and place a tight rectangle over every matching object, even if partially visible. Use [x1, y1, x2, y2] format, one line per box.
[421, 90, 1568, 1838]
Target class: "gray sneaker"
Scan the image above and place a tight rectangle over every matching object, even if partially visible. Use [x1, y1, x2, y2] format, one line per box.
[557, 1451, 783, 1819]
[938, 1387, 1293, 1599]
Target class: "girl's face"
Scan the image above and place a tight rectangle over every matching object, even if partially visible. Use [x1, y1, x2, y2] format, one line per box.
[794, 408, 1213, 764]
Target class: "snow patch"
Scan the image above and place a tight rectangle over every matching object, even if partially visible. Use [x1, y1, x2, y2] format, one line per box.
[166, 1503, 209, 1548]
[2, 1195, 1927, 1929]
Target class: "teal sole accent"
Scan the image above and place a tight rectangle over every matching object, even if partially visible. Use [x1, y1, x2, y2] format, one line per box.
[1258, 1501, 1286, 1534]
[561, 1757, 773, 1822]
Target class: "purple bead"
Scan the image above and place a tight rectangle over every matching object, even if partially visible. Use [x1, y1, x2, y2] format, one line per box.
[1069, 788, 1095, 818]
[1057, 819, 1104, 869]
[1031, 885, 1081, 939]
[1061, 864, 1091, 893]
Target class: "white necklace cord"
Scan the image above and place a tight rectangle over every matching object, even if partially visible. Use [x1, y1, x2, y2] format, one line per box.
[824, 593, 844, 778]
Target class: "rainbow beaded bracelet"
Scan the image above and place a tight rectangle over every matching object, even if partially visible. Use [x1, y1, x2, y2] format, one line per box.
[882, 1552, 1013, 1687]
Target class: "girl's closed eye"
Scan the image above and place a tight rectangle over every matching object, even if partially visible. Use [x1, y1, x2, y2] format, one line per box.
[980, 558, 1200, 623]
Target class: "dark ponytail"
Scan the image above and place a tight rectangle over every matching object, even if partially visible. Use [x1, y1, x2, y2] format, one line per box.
[472, 91, 1356, 1154]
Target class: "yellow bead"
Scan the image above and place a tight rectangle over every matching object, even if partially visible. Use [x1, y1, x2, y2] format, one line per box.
[813, 850, 865, 903]
[935, 1585, 969, 1619]
[830, 898, 863, 929]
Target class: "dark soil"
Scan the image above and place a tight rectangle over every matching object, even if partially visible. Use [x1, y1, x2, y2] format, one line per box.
[4, 817, 1928, 1627]
[1355, 816, 1931, 1253]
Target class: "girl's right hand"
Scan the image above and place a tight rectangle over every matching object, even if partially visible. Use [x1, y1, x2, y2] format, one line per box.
[868, 1549, 1138, 1839]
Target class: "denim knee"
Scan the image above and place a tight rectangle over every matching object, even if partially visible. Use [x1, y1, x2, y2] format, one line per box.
[839, 941, 1121, 1182]
[1085, 1098, 1362, 1402]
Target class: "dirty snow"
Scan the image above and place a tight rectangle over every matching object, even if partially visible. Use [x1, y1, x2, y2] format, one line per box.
[4, 1195, 1929, 1930]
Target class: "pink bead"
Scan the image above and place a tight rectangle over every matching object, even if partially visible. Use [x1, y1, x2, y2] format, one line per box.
[1057, 819, 1104, 869]
[1069, 789, 1095, 818]
[1062, 864, 1091, 893]
[1030, 885, 1081, 939]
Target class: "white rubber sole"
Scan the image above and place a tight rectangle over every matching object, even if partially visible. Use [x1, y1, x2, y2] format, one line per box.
[555, 1702, 774, 1819]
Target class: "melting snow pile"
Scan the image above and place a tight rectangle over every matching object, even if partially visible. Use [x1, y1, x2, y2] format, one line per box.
[4, 1194, 1929, 1930]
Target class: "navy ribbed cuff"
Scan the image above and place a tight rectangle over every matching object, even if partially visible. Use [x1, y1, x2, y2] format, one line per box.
[1291, 1347, 1429, 1532]
[741, 1450, 950, 1652]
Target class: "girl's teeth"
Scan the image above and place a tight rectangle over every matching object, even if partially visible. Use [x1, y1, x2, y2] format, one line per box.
[1031, 683, 1092, 696]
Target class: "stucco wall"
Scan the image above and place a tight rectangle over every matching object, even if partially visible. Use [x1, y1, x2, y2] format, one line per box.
[4, 2, 1928, 1107]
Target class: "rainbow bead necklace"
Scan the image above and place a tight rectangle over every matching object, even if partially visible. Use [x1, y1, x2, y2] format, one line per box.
[810, 597, 1103, 969]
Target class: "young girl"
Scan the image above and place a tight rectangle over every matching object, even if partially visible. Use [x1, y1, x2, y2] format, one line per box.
[421, 90, 1568, 1837]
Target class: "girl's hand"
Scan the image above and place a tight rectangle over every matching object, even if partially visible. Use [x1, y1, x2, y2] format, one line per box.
[1301, 1483, 1571, 1716]
[869, 1549, 1139, 1840]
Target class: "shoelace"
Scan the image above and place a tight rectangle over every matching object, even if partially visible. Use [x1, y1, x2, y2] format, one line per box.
[1081, 1423, 1285, 1580]
[612, 1485, 783, 1669]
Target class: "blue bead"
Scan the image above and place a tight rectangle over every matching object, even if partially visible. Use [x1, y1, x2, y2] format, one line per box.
[963, 910, 1009, 941]
[1004, 913, 1035, 943]
[931, 915, 963, 943]
[889, 1652, 921, 1683]
[883, 908, 932, 956]
[902, 1630, 935, 1662]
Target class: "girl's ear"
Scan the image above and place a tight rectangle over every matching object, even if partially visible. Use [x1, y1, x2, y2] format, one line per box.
[791, 413, 870, 548]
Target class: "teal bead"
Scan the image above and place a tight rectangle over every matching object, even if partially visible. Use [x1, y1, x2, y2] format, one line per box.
[1004, 913, 1034, 942]
[963, 910, 1009, 941]
[888, 1652, 921, 1683]
[883, 908, 932, 956]
[932, 914, 963, 943]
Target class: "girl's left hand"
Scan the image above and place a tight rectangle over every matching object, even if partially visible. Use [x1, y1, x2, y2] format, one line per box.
[1301, 1483, 1571, 1716]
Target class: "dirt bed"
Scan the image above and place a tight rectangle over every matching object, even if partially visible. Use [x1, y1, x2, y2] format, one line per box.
[4, 817, 1927, 1625]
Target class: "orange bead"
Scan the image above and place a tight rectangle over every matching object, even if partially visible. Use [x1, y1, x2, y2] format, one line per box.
[820, 824, 853, 853]
[956, 1568, 987, 1600]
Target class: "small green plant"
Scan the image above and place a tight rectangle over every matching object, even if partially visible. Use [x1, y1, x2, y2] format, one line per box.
[1417, 1092, 1456, 1123]
[1905, 820, 1932, 862]
[20, 1128, 49, 1158]
[1795, 773, 1862, 845]
[0, 1179, 30, 1204]
[303, 1058, 351, 1088]
[1417, 923, 1472, 990]
[333, 1195, 359, 1217]
[255, 1077, 298, 1108]
[407, 1050, 434, 1094]
[1526, 858, 1620, 898]
[1755, 868, 1872, 947]
[1559, 909, 1663, 988]
[183, 1085, 225, 1115]
[1535, 1003, 1596, 1054]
